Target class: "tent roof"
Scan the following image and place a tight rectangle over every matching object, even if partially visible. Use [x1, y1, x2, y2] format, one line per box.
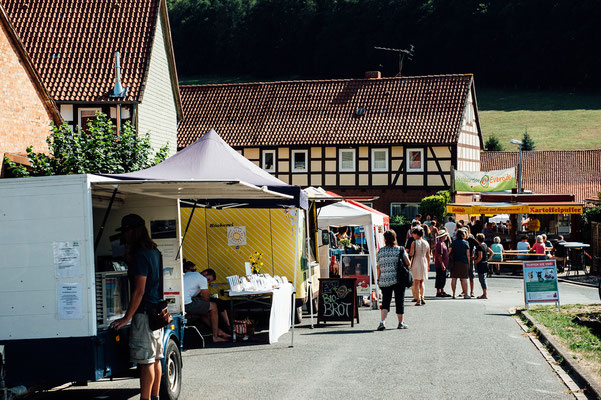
[98, 129, 307, 208]
[317, 201, 374, 228]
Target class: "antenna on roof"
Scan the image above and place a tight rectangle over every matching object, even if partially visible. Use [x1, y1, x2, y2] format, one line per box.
[111, 51, 128, 97]
[374, 45, 415, 77]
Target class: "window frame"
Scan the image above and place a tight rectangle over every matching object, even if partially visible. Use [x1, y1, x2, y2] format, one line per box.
[390, 202, 420, 219]
[291, 149, 308, 173]
[262, 149, 276, 173]
[78, 107, 102, 129]
[338, 148, 356, 172]
[371, 148, 389, 172]
[406, 148, 424, 172]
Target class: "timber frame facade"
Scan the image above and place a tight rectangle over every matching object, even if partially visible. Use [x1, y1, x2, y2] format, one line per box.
[179, 74, 483, 216]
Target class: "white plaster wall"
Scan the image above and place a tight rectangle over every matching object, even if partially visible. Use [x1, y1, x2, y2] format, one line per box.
[137, 13, 178, 156]
[457, 90, 480, 172]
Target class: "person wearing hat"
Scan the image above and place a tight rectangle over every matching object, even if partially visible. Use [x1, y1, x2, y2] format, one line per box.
[110, 214, 163, 400]
[434, 230, 451, 297]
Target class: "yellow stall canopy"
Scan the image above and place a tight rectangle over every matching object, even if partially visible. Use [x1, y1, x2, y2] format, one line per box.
[446, 202, 583, 215]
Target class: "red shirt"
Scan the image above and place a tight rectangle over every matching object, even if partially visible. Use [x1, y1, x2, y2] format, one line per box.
[532, 242, 546, 254]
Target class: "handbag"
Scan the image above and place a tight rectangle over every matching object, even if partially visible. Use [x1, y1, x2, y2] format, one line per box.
[146, 250, 173, 331]
[397, 246, 414, 288]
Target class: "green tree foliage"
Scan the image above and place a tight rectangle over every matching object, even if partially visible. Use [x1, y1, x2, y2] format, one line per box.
[485, 135, 504, 151]
[584, 206, 601, 224]
[168, 0, 601, 89]
[4, 113, 169, 177]
[390, 215, 410, 226]
[419, 191, 450, 221]
[521, 130, 536, 151]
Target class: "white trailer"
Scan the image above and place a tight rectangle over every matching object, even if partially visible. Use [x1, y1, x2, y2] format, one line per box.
[0, 174, 291, 399]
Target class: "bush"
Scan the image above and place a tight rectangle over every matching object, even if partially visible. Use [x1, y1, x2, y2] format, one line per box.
[390, 215, 410, 226]
[419, 193, 449, 221]
[584, 206, 601, 223]
[485, 135, 504, 151]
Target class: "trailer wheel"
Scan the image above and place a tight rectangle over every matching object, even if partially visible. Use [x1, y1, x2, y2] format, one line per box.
[160, 339, 182, 400]
[294, 306, 303, 324]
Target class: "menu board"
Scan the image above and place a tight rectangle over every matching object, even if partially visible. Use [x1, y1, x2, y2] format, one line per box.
[317, 278, 359, 327]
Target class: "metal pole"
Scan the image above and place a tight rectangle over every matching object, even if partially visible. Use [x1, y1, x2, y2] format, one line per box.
[306, 207, 314, 328]
[517, 145, 523, 193]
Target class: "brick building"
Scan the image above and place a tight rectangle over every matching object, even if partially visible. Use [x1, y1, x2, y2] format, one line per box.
[178, 74, 483, 217]
[1, 0, 182, 155]
[0, 4, 60, 176]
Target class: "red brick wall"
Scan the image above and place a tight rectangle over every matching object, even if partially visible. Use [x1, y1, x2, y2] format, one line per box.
[324, 186, 440, 215]
[0, 21, 53, 175]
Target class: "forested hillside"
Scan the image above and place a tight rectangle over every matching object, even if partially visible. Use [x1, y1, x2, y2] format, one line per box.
[168, 0, 601, 90]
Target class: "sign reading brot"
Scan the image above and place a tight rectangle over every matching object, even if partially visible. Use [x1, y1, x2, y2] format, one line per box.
[317, 278, 359, 327]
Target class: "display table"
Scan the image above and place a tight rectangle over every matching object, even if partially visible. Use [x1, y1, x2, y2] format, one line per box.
[226, 283, 293, 344]
[563, 242, 591, 276]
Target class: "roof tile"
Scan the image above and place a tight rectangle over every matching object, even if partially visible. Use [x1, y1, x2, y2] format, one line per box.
[178, 74, 474, 148]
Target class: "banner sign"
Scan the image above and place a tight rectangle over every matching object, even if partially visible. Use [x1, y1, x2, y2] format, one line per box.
[523, 260, 560, 310]
[446, 203, 529, 215]
[529, 205, 583, 214]
[455, 168, 516, 192]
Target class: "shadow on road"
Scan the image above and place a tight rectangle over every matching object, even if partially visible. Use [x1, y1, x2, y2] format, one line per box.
[302, 329, 375, 335]
[25, 388, 139, 400]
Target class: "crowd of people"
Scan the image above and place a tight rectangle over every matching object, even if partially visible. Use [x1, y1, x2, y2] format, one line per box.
[375, 214, 501, 331]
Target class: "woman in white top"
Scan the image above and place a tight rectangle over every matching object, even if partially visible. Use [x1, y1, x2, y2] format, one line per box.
[410, 227, 431, 306]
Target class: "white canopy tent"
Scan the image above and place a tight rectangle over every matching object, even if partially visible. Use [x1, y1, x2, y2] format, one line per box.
[317, 199, 387, 308]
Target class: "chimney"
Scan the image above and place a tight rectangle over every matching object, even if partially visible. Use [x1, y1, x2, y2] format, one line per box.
[111, 51, 128, 97]
[365, 71, 381, 79]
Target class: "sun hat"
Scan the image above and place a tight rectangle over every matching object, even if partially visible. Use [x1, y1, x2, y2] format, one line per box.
[436, 229, 448, 239]
[116, 213, 146, 232]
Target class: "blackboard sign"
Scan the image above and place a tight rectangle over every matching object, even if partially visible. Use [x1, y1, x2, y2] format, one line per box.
[317, 278, 359, 327]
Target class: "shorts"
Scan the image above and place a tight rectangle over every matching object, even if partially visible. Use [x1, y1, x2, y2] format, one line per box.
[185, 296, 211, 315]
[451, 262, 469, 279]
[130, 313, 164, 364]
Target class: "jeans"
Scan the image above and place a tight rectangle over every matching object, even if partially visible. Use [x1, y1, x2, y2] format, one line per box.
[478, 273, 488, 290]
[380, 283, 406, 315]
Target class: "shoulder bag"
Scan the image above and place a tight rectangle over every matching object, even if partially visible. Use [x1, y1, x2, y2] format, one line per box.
[397, 246, 414, 288]
[146, 251, 174, 331]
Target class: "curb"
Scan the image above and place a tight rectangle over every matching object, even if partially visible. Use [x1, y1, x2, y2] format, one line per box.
[518, 309, 601, 399]
[558, 278, 598, 288]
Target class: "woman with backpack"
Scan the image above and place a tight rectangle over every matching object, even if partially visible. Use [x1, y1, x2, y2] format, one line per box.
[376, 230, 410, 331]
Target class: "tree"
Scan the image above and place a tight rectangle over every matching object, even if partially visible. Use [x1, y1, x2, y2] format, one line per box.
[419, 191, 450, 222]
[521, 130, 536, 151]
[484, 135, 504, 151]
[4, 113, 169, 177]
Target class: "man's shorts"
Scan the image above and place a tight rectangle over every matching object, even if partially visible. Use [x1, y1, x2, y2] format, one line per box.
[130, 313, 164, 364]
[185, 296, 211, 315]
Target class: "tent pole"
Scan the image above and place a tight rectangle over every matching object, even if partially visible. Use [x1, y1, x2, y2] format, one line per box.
[306, 205, 314, 328]
[290, 210, 300, 348]
[176, 199, 198, 260]
[94, 186, 118, 251]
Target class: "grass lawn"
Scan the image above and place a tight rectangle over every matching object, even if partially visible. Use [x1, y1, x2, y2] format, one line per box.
[527, 304, 601, 383]
[478, 88, 601, 151]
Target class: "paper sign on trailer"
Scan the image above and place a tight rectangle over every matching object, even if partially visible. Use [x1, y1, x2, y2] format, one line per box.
[523, 260, 560, 310]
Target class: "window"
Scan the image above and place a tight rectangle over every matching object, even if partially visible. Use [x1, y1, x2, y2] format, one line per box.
[291, 150, 308, 172]
[339, 149, 355, 172]
[78, 107, 102, 130]
[371, 148, 388, 171]
[390, 203, 419, 220]
[262, 150, 276, 172]
[406, 148, 424, 172]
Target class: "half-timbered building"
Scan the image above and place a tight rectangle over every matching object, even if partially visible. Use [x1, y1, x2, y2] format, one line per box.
[1, 0, 182, 155]
[178, 73, 483, 217]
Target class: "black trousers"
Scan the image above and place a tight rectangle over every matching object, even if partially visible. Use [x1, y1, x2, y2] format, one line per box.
[380, 283, 405, 315]
[435, 268, 447, 289]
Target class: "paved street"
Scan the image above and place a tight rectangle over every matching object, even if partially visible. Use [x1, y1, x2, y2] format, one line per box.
[26, 275, 600, 400]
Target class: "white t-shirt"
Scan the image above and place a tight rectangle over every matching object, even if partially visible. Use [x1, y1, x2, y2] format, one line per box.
[444, 222, 456, 236]
[183, 271, 208, 305]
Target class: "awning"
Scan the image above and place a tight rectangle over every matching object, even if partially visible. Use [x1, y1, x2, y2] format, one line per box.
[446, 202, 583, 215]
[92, 180, 294, 201]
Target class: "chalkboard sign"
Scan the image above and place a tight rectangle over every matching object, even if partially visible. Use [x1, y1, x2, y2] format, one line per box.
[317, 278, 359, 327]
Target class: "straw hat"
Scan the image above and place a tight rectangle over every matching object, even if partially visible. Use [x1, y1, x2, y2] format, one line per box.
[436, 229, 448, 239]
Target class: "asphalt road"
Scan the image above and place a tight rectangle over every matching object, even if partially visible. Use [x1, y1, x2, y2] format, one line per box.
[24, 275, 600, 400]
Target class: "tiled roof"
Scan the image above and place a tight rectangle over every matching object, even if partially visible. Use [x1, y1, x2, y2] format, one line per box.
[1, 0, 159, 103]
[178, 74, 475, 148]
[481, 150, 601, 203]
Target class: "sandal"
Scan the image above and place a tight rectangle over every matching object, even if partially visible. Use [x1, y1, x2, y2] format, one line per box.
[477, 295, 488, 299]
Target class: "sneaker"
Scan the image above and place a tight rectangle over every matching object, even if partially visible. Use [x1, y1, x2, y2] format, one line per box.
[397, 322, 408, 329]
[464, 295, 470, 299]
[377, 322, 386, 331]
